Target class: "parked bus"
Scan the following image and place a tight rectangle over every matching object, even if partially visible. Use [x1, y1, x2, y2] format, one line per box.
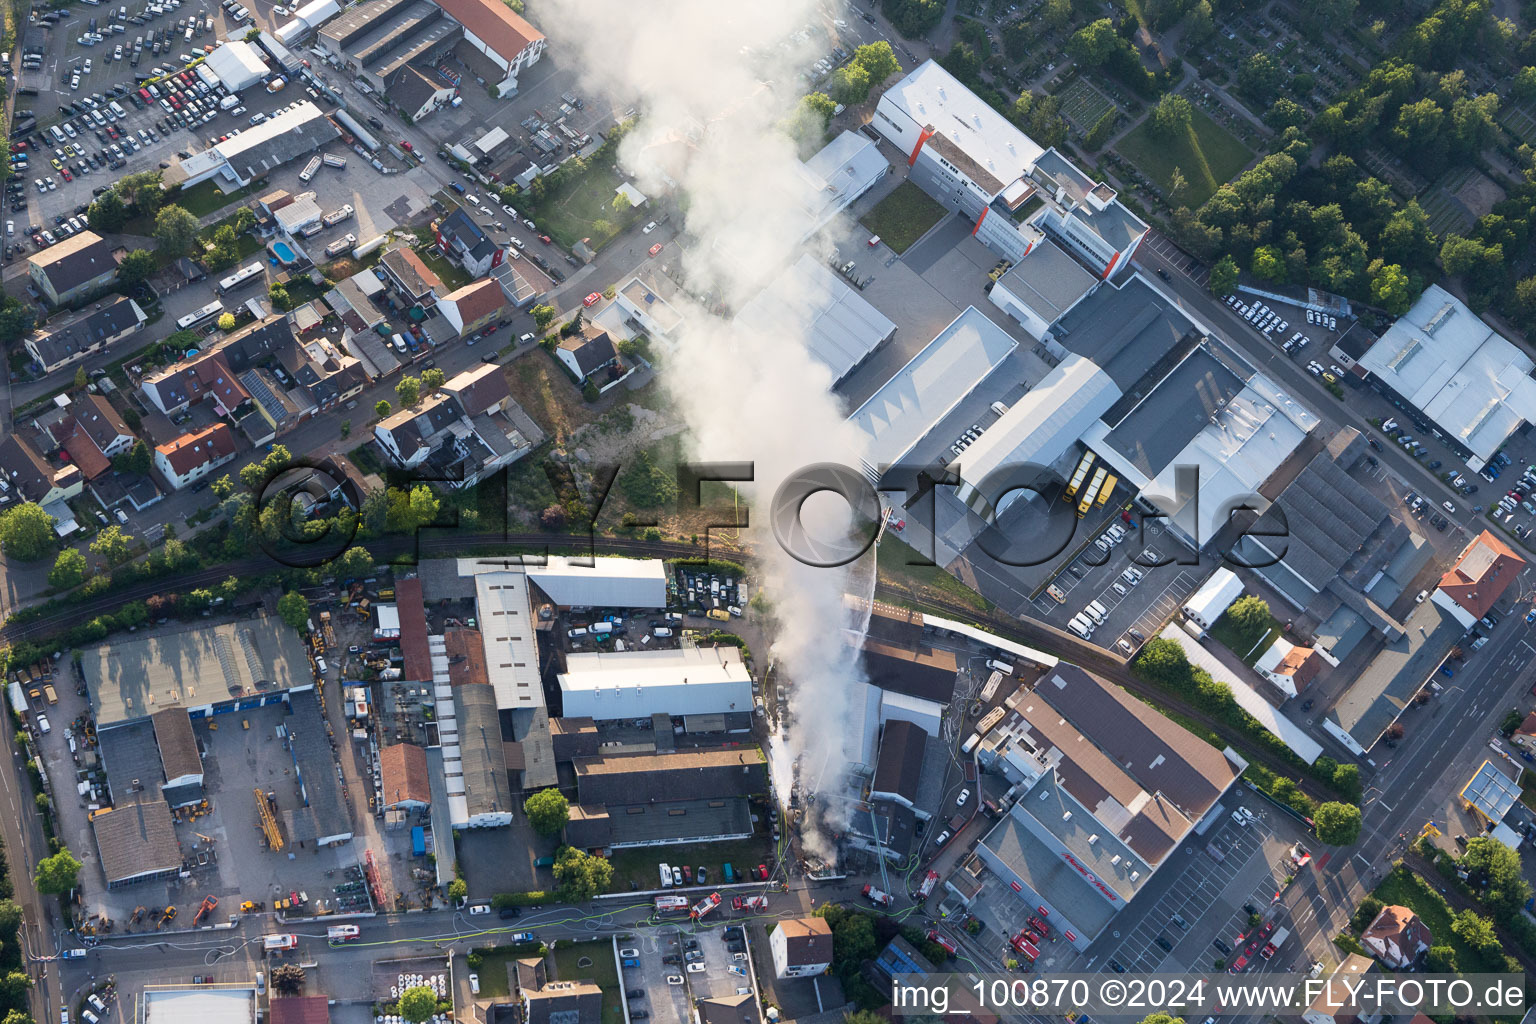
[217, 261, 263, 293]
[176, 300, 223, 330]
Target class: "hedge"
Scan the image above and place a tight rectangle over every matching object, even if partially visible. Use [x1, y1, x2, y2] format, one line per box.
[491, 891, 557, 908]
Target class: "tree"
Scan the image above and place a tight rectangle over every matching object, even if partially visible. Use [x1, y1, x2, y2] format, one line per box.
[90, 526, 131, 568]
[611, 192, 631, 214]
[827, 63, 873, 105]
[524, 788, 570, 835]
[73, 366, 88, 392]
[154, 205, 200, 257]
[1251, 245, 1286, 281]
[1314, 801, 1362, 845]
[48, 548, 86, 589]
[33, 849, 81, 894]
[1238, 52, 1282, 102]
[374, 399, 392, 419]
[1368, 260, 1415, 315]
[1265, 98, 1309, 132]
[1209, 255, 1239, 295]
[1042, 0, 1071, 30]
[1068, 19, 1119, 66]
[1150, 94, 1193, 139]
[113, 439, 151, 476]
[277, 592, 311, 632]
[853, 41, 901, 85]
[1461, 836, 1530, 917]
[217, 312, 237, 331]
[334, 545, 374, 580]
[0, 972, 29, 1003]
[0, 298, 37, 345]
[447, 877, 468, 904]
[397, 986, 438, 1024]
[116, 170, 164, 215]
[552, 845, 612, 902]
[784, 92, 838, 146]
[1226, 595, 1272, 642]
[270, 964, 306, 994]
[396, 375, 421, 408]
[1136, 1016, 1186, 1024]
[1425, 945, 1458, 972]
[234, 207, 256, 234]
[207, 224, 241, 270]
[421, 368, 446, 394]
[1451, 908, 1499, 953]
[1168, 167, 1188, 202]
[268, 284, 293, 312]
[117, 248, 157, 286]
[0, 504, 56, 562]
[211, 475, 234, 499]
[1083, 109, 1118, 151]
[87, 190, 128, 233]
[880, 0, 944, 37]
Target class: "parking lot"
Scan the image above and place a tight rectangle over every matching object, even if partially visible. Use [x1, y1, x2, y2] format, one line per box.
[623, 925, 694, 1024]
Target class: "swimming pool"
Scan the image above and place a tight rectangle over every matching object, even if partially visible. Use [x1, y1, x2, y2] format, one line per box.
[270, 240, 298, 264]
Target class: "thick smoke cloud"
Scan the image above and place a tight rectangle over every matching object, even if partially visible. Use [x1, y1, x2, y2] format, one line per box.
[534, 0, 881, 851]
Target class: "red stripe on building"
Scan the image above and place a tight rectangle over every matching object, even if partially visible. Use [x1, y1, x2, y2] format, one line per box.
[1101, 250, 1121, 279]
[972, 207, 988, 235]
[908, 125, 936, 166]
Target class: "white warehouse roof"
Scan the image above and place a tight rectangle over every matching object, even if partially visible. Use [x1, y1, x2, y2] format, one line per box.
[798, 130, 890, 237]
[290, 0, 340, 26]
[1183, 568, 1243, 629]
[1358, 284, 1536, 465]
[204, 40, 268, 90]
[474, 571, 545, 711]
[735, 254, 896, 386]
[558, 646, 752, 719]
[526, 556, 667, 608]
[848, 305, 1018, 475]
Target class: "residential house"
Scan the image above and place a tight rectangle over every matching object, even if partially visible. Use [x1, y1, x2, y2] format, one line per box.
[385, 64, 457, 121]
[437, 278, 508, 337]
[435, 208, 503, 277]
[769, 918, 832, 979]
[154, 424, 238, 491]
[696, 994, 758, 1024]
[24, 296, 147, 374]
[1433, 530, 1526, 629]
[1302, 954, 1381, 1024]
[1360, 905, 1431, 969]
[555, 323, 621, 386]
[140, 316, 293, 416]
[326, 275, 388, 334]
[372, 363, 542, 487]
[512, 955, 601, 1024]
[433, 0, 544, 96]
[48, 394, 137, 481]
[379, 248, 444, 310]
[28, 231, 117, 305]
[1254, 638, 1323, 699]
[0, 434, 83, 508]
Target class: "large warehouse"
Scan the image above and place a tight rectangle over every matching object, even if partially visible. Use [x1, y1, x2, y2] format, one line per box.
[164, 102, 340, 188]
[203, 40, 268, 91]
[1357, 284, 1536, 469]
[82, 615, 314, 729]
[526, 556, 667, 609]
[558, 646, 752, 720]
[734, 254, 897, 388]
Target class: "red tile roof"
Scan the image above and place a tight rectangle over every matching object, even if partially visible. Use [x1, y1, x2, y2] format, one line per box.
[397, 576, 432, 682]
[435, 0, 542, 63]
[442, 278, 507, 330]
[379, 742, 432, 807]
[269, 996, 329, 1024]
[155, 423, 236, 477]
[1438, 530, 1525, 620]
[60, 426, 111, 480]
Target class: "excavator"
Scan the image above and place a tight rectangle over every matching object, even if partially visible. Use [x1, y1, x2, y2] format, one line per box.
[192, 896, 219, 925]
[156, 906, 177, 930]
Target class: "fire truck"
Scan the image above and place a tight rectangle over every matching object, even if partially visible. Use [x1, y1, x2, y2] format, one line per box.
[731, 895, 768, 912]
[916, 871, 939, 900]
[690, 892, 723, 920]
[861, 884, 893, 907]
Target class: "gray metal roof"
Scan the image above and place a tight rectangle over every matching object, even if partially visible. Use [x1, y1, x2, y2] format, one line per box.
[977, 799, 1118, 937]
[1326, 598, 1462, 750]
[1100, 347, 1243, 478]
[995, 239, 1096, 326]
[1249, 452, 1389, 592]
[734, 254, 897, 385]
[97, 719, 166, 801]
[452, 682, 513, 819]
[288, 689, 353, 840]
[871, 719, 927, 802]
[1054, 276, 1196, 391]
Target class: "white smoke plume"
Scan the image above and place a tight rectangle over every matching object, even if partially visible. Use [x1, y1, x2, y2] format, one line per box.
[533, 0, 882, 853]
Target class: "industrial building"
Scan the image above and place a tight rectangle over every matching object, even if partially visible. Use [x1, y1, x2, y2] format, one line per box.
[526, 556, 668, 609]
[734, 254, 898, 388]
[203, 40, 268, 91]
[319, 0, 543, 97]
[564, 747, 766, 851]
[164, 102, 340, 188]
[81, 615, 315, 730]
[557, 646, 752, 720]
[871, 61, 1147, 276]
[969, 665, 1243, 949]
[274, 0, 341, 44]
[92, 794, 183, 888]
[1358, 284, 1536, 469]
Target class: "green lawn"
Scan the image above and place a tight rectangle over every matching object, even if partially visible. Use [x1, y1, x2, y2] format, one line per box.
[470, 940, 545, 999]
[1371, 865, 1504, 973]
[412, 243, 471, 291]
[549, 941, 626, 1024]
[876, 537, 994, 614]
[173, 177, 265, 218]
[1115, 106, 1253, 208]
[1209, 607, 1283, 666]
[605, 836, 773, 892]
[521, 163, 643, 252]
[858, 180, 948, 254]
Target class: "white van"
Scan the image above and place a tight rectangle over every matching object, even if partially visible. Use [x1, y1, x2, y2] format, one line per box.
[986, 659, 1014, 675]
[653, 627, 673, 638]
[567, 626, 588, 638]
[1067, 616, 1093, 639]
[1084, 603, 1105, 625]
[658, 862, 672, 888]
[314, 656, 327, 676]
[1088, 599, 1109, 622]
